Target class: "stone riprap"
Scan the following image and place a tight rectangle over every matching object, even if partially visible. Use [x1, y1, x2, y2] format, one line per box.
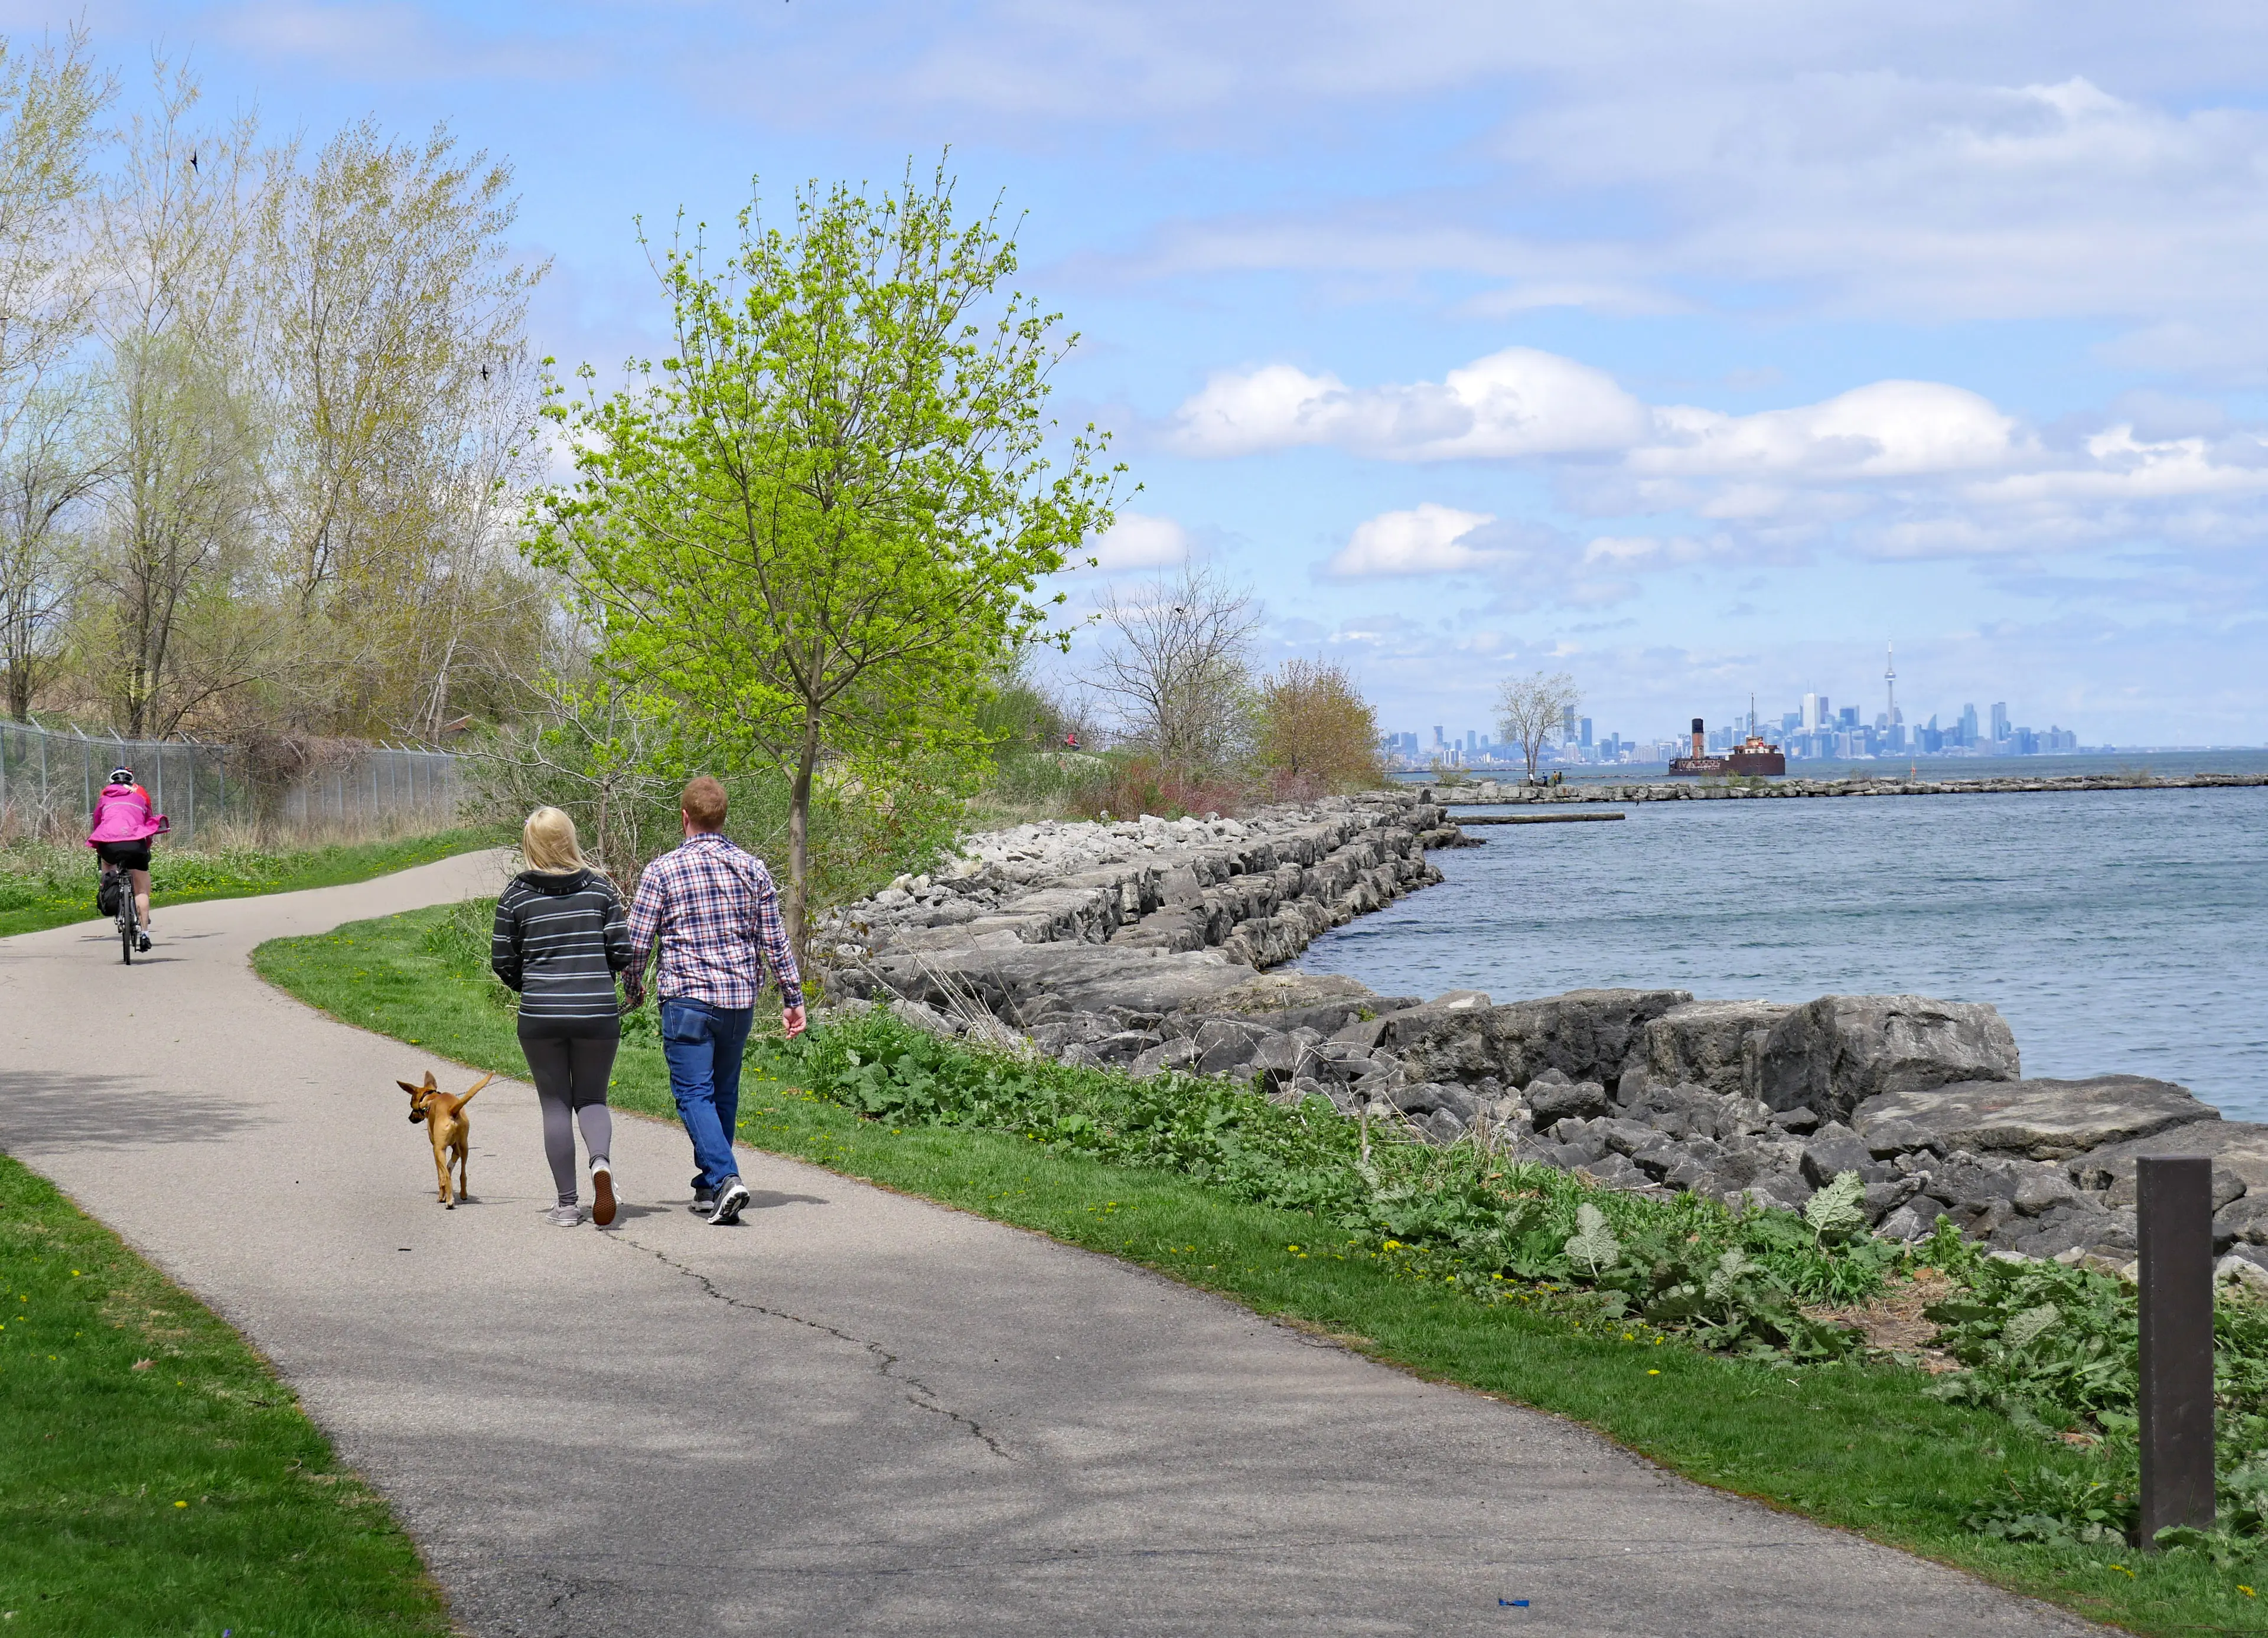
[817, 792, 1464, 1023]
[1427, 771, 2266, 803]
[817, 794, 2253, 1275]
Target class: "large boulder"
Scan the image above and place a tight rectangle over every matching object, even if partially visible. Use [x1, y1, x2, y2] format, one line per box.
[1855, 1075, 2218, 1161]
[2071, 1118, 2268, 1199]
[1384, 988, 1690, 1090]
[857, 944, 1259, 1023]
[1643, 1000, 1793, 1099]
[1757, 994, 2020, 1124]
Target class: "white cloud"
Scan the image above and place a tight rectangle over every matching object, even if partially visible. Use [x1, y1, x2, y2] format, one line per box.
[1169, 347, 1648, 461]
[1172, 350, 2026, 486]
[1327, 504, 1500, 576]
[1084, 511, 1193, 572]
[1633, 381, 2023, 479]
[1961, 426, 2268, 504]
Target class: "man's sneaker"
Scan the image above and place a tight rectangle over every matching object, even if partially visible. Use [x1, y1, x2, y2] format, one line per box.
[708, 1179, 751, 1226]
[136, 931, 151, 952]
[545, 1203, 583, 1227]
[689, 1189, 716, 1216]
[591, 1163, 617, 1228]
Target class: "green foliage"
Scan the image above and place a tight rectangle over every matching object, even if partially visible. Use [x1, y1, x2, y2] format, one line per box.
[1923, 1246, 2141, 1434]
[465, 679, 963, 911]
[1966, 1466, 2136, 1549]
[764, 1009, 1904, 1360]
[530, 159, 1122, 939]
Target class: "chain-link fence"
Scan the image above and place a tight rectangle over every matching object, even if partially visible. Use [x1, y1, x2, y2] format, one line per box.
[0, 720, 462, 848]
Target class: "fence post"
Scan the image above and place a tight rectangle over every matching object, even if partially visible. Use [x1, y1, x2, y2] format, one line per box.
[2139, 1154, 2216, 1542]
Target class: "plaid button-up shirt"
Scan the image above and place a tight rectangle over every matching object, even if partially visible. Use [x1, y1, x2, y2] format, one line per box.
[625, 833, 803, 1011]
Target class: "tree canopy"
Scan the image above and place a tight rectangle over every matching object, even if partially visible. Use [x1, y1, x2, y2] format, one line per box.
[532, 162, 1121, 951]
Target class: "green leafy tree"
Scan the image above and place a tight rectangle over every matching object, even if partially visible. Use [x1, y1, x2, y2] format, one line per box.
[532, 162, 1119, 952]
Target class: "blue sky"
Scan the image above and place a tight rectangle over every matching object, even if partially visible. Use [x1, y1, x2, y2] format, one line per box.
[47, 0, 2268, 746]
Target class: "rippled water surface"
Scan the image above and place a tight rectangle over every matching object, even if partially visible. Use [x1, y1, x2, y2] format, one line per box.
[1296, 786, 2268, 1119]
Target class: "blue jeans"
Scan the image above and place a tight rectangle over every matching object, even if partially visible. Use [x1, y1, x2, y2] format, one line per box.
[659, 999, 754, 1193]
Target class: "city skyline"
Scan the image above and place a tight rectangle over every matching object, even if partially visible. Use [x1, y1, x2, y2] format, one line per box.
[1390, 671, 2107, 767]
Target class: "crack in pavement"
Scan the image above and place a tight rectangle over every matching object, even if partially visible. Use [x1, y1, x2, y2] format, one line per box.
[614, 1233, 1016, 1463]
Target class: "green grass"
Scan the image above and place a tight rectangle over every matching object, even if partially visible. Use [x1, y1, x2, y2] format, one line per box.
[0, 1153, 452, 1636]
[0, 828, 498, 940]
[250, 903, 2268, 1638]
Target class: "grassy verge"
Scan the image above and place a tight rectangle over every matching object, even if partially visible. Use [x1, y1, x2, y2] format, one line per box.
[251, 902, 2267, 1637]
[0, 828, 498, 940]
[0, 1153, 452, 1636]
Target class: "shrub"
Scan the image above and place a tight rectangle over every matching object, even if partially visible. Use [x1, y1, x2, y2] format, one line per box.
[1254, 657, 1386, 791]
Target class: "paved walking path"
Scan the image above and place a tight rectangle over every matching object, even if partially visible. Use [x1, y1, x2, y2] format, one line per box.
[0, 857, 2099, 1637]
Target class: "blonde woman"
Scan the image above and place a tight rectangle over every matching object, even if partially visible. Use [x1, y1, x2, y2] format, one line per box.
[491, 808, 632, 1226]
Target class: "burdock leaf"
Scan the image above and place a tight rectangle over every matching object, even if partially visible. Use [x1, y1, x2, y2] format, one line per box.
[2002, 1303, 2061, 1350]
[1804, 1170, 1868, 1237]
[1705, 1247, 1756, 1303]
[1564, 1203, 1621, 1275]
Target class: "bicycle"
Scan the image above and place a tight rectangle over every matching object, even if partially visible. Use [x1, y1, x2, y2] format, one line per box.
[100, 859, 138, 965]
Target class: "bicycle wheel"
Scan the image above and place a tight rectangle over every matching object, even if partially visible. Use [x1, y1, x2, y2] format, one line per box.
[118, 889, 135, 965]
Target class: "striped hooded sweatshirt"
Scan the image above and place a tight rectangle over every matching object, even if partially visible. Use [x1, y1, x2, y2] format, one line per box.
[491, 869, 631, 1036]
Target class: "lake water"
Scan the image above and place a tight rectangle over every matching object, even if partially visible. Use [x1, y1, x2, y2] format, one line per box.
[1296, 783, 2268, 1121]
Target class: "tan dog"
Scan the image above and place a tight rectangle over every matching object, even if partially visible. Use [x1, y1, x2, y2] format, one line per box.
[398, 1071, 493, 1208]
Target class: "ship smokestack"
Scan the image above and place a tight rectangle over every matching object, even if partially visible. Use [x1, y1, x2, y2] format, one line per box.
[1691, 717, 1705, 759]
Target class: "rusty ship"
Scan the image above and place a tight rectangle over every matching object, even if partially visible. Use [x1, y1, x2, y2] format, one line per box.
[1667, 716, 1785, 777]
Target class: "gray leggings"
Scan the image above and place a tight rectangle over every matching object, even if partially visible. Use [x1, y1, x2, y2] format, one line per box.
[518, 1030, 618, 1206]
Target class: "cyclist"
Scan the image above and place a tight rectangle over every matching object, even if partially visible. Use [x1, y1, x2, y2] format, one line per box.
[89, 766, 164, 952]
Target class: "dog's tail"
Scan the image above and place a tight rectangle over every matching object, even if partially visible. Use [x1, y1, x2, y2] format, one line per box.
[448, 1072, 495, 1111]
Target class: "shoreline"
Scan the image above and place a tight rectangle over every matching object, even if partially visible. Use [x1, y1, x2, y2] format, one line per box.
[1423, 770, 2267, 804]
[820, 790, 2267, 1276]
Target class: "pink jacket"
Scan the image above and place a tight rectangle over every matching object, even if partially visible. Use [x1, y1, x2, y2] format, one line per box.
[88, 784, 164, 846]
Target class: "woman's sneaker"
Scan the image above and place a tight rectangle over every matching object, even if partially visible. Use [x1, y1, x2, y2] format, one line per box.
[545, 1203, 583, 1227]
[591, 1162, 617, 1228]
[708, 1179, 751, 1226]
[136, 931, 151, 952]
[689, 1188, 716, 1216]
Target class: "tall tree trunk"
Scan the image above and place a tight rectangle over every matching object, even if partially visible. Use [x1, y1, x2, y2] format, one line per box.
[784, 711, 821, 978]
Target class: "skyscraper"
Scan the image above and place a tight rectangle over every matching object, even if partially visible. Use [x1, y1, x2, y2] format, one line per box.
[1801, 691, 1820, 731]
[1959, 703, 1979, 747]
[1579, 717, 1593, 748]
[1991, 702, 2009, 743]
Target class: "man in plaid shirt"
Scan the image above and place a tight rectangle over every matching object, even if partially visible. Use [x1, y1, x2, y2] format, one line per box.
[625, 775, 806, 1225]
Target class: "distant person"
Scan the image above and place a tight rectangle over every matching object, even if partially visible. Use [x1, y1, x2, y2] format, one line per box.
[88, 766, 164, 951]
[491, 808, 631, 1228]
[623, 776, 806, 1226]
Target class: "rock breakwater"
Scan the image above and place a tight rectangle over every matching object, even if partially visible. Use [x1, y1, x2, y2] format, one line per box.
[819, 791, 2257, 1277]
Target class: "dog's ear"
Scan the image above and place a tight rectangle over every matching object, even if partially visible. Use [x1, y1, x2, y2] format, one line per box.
[397, 1081, 426, 1097]
[421, 1071, 438, 1090]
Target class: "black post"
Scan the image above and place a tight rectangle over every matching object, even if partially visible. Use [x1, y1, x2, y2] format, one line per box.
[2138, 1155, 2215, 1542]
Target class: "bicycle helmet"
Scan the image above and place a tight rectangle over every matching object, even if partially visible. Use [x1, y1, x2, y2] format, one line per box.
[107, 766, 135, 785]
